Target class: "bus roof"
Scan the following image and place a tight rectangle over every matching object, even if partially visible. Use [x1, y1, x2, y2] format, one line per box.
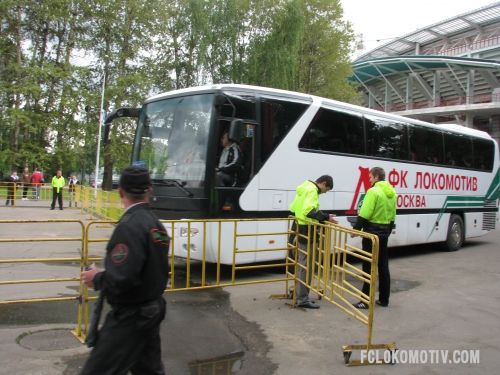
[437, 124, 492, 139]
[146, 84, 314, 102]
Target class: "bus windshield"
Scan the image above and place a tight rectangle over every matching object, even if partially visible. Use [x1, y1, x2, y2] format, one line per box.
[132, 94, 213, 188]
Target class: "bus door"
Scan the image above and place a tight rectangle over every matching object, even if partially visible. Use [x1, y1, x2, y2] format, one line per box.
[212, 116, 258, 263]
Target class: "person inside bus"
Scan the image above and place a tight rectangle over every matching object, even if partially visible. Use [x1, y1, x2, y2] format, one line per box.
[446, 151, 457, 166]
[215, 130, 243, 187]
[475, 156, 486, 170]
[346, 132, 363, 155]
[409, 146, 418, 162]
[425, 146, 440, 164]
[307, 133, 320, 150]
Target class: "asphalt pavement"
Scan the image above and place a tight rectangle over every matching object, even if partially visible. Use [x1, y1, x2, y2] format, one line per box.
[0, 203, 499, 374]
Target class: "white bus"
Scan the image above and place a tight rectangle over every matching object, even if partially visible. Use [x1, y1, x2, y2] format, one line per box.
[105, 84, 499, 264]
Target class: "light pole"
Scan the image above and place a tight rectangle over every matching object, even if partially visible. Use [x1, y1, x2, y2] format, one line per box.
[94, 55, 109, 198]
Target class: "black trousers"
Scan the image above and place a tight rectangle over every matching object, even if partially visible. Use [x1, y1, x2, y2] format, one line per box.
[361, 236, 390, 305]
[216, 171, 235, 187]
[23, 184, 29, 198]
[51, 188, 63, 208]
[81, 297, 166, 375]
[5, 187, 14, 205]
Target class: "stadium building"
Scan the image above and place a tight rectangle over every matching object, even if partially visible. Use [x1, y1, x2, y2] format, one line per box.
[352, 2, 500, 143]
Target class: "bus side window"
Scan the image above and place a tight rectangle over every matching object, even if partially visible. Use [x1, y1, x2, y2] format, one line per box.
[444, 132, 472, 168]
[409, 125, 444, 165]
[300, 105, 363, 155]
[261, 96, 310, 162]
[473, 138, 495, 171]
[365, 116, 408, 161]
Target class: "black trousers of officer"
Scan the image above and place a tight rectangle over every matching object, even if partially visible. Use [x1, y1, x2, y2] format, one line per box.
[81, 297, 166, 375]
[51, 187, 63, 209]
[361, 236, 390, 305]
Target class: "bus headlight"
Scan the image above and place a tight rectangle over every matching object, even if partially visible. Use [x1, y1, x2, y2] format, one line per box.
[180, 227, 199, 237]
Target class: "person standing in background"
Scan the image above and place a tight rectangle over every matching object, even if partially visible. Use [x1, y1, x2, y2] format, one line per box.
[68, 175, 79, 208]
[30, 167, 44, 200]
[50, 170, 65, 210]
[21, 167, 30, 201]
[5, 170, 19, 206]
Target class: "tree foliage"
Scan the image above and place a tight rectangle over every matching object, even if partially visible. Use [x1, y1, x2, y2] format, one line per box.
[0, 0, 358, 184]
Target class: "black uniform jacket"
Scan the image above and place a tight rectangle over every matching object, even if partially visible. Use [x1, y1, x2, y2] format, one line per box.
[93, 203, 170, 306]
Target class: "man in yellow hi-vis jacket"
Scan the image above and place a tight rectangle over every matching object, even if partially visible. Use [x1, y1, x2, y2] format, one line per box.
[290, 175, 338, 309]
[50, 170, 65, 210]
[352, 167, 397, 309]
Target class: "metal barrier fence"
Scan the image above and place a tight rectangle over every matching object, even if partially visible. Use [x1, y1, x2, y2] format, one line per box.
[281, 218, 397, 366]
[0, 219, 85, 338]
[0, 182, 55, 207]
[76, 186, 123, 221]
[78, 218, 298, 337]
[0, 217, 395, 366]
[0, 183, 124, 221]
[1, 182, 81, 208]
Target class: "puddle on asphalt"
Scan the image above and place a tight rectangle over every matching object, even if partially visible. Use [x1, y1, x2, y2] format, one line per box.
[188, 351, 245, 375]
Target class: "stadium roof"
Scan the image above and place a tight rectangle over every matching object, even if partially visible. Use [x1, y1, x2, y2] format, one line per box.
[356, 2, 500, 61]
[352, 56, 500, 85]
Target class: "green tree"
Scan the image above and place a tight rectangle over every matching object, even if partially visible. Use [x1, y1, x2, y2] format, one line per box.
[295, 0, 358, 102]
[201, 0, 250, 84]
[1, 0, 89, 174]
[245, 0, 358, 102]
[83, 0, 159, 190]
[245, 0, 305, 89]
[0, 0, 359, 180]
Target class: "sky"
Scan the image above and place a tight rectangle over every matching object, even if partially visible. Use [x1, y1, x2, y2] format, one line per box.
[341, 0, 498, 57]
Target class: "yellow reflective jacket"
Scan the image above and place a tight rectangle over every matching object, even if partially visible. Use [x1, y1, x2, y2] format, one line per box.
[354, 180, 396, 238]
[52, 176, 65, 193]
[290, 180, 330, 244]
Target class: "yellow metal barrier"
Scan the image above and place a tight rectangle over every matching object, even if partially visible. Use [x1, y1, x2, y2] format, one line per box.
[277, 217, 397, 366]
[0, 216, 395, 364]
[76, 218, 298, 342]
[76, 186, 123, 221]
[0, 219, 86, 339]
[0, 182, 73, 207]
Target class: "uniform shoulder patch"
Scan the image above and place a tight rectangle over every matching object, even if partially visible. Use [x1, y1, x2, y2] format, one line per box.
[110, 244, 129, 263]
[151, 229, 170, 245]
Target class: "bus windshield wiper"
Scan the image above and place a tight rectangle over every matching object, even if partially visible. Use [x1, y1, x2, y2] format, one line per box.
[152, 179, 193, 196]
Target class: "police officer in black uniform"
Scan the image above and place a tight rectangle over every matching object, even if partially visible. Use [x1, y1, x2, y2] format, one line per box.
[81, 165, 170, 375]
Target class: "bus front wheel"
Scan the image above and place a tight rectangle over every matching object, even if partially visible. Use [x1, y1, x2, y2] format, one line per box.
[442, 214, 464, 252]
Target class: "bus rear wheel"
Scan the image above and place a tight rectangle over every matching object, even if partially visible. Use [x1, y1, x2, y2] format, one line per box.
[442, 214, 464, 252]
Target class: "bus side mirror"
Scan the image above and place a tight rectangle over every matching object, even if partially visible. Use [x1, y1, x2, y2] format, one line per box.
[116, 108, 142, 118]
[103, 123, 111, 144]
[103, 107, 142, 143]
[229, 119, 243, 143]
